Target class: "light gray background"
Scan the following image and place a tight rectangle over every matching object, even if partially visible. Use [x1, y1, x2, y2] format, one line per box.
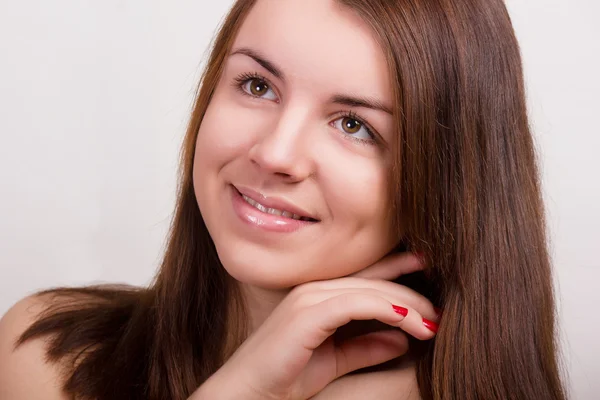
[0, 1, 598, 398]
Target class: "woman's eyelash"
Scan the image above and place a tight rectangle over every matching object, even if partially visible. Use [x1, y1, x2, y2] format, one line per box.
[231, 71, 378, 146]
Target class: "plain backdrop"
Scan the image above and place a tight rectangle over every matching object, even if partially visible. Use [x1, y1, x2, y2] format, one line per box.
[0, 1, 598, 398]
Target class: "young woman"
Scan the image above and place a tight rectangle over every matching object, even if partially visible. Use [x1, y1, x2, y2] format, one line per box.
[0, 0, 568, 399]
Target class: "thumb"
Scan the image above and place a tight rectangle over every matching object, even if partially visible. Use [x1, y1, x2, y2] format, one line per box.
[349, 251, 426, 281]
[333, 330, 409, 378]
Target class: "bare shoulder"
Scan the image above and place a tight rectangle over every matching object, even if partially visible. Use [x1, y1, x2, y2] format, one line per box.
[0, 294, 67, 400]
[310, 360, 422, 400]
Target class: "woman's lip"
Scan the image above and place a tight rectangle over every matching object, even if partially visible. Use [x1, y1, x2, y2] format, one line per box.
[232, 184, 319, 221]
[230, 185, 318, 233]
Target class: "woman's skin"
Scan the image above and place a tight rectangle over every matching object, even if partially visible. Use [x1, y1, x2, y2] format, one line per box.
[196, 0, 401, 329]
[192, 0, 438, 399]
[0, 0, 440, 399]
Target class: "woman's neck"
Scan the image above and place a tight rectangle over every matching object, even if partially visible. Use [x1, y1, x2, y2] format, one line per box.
[240, 282, 292, 331]
[221, 281, 292, 362]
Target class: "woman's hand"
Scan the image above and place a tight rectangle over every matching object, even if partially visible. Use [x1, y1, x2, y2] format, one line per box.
[191, 252, 439, 400]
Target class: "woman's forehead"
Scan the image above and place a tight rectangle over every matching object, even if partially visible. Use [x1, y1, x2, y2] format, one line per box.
[230, 0, 393, 107]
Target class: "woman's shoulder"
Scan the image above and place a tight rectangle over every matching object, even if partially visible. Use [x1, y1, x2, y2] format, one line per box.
[0, 294, 68, 399]
[1, 285, 149, 400]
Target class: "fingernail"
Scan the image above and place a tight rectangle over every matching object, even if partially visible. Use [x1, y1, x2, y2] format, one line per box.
[392, 304, 408, 317]
[423, 318, 439, 333]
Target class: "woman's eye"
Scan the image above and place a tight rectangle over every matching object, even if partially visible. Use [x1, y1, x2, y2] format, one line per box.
[332, 116, 375, 142]
[241, 78, 277, 101]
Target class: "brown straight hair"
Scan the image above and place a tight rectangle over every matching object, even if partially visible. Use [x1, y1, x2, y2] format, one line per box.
[16, 0, 568, 399]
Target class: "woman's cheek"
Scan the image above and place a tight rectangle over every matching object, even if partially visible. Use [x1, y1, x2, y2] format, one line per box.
[197, 103, 254, 161]
[325, 156, 388, 221]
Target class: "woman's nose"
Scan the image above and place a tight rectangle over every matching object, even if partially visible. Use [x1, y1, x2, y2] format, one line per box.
[247, 112, 315, 182]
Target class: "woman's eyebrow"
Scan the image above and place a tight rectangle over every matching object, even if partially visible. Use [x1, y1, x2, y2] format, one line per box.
[230, 47, 285, 80]
[331, 94, 393, 115]
[229, 46, 393, 115]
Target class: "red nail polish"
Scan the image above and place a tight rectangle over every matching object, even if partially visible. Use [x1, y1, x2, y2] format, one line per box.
[392, 305, 408, 317]
[423, 318, 439, 333]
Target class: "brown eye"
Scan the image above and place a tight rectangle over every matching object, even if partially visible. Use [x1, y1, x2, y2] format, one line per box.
[249, 78, 269, 96]
[342, 117, 362, 134]
[236, 73, 278, 101]
[331, 114, 375, 144]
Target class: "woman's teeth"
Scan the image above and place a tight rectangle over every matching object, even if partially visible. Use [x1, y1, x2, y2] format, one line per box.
[241, 194, 312, 221]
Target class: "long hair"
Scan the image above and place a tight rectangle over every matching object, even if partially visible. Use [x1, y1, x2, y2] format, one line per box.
[16, 1, 568, 399]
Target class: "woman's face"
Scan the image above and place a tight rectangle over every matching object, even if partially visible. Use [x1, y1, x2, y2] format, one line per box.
[194, 0, 397, 289]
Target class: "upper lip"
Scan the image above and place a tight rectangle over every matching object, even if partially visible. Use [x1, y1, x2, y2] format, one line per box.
[233, 185, 319, 221]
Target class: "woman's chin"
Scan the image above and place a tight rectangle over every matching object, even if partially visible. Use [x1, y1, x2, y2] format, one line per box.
[222, 264, 303, 290]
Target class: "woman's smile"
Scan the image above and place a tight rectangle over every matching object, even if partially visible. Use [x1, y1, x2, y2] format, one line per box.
[229, 184, 319, 233]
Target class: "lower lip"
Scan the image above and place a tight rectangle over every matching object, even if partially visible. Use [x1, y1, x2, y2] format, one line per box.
[229, 185, 318, 233]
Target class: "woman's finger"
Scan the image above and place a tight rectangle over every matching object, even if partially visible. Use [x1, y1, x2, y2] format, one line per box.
[294, 293, 436, 351]
[349, 251, 425, 280]
[296, 286, 439, 323]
